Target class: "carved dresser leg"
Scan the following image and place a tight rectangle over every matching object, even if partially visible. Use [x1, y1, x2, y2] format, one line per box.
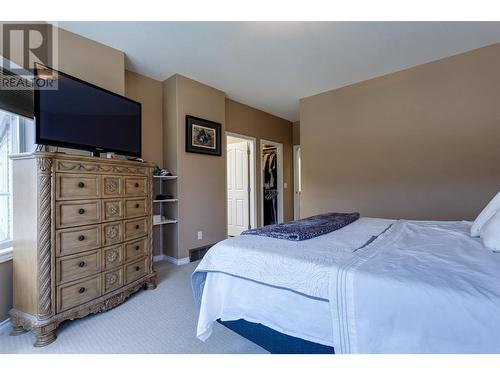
[145, 276, 157, 290]
[10, 325, 27, 336]
[34, 329, 57, 347]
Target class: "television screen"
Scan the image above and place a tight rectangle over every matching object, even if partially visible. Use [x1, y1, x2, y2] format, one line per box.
[35, 66, 141, 157]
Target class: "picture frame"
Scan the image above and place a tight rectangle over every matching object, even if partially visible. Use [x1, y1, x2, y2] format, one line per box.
[185, 115, 222, 156]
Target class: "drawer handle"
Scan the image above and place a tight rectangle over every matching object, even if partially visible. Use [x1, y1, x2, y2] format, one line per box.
[135, 203, 140, 208]
[79, 287, 86, 294]
[135, 245, 140, 251]
[78, 182, 85, 188]
[78, 261, 86, 268]
[135, 183, 139, 188]
[78, 235, 85, 241]
[135, 224, 140, 230]
[78, 208, 85, 215]
[135, 266, 140, 271]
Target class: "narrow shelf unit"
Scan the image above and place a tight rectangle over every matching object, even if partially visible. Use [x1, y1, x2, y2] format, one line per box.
[152, 173, 178, 259]
[153, 199, 178, 203]
[153, 175, 178, 180]
[153, 219, 178, 226]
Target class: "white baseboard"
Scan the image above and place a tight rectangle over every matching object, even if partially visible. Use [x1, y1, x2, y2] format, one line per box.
[153, 255, 166, 263]
[153, 255, 190, 266]
[0, 318, 11, 334]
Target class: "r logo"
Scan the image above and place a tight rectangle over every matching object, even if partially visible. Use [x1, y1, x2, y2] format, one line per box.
[1, 22, 56, 73]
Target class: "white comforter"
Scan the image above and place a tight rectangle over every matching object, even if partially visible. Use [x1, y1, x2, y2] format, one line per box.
[193, 218, 500, 353]
[333, 220, 500, 353]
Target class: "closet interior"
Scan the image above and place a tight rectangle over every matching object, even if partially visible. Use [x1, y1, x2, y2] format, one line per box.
[262, 143, 278, 226]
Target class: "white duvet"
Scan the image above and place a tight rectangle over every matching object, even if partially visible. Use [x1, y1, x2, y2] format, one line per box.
[193, 218, 500, 353]
[333, 220, 500, 353]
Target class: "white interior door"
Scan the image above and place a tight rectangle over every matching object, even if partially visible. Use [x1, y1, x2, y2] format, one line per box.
[227, 141, 250, 236]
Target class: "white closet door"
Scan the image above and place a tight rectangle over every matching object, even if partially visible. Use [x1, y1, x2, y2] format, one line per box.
[227, 141, 250, 236]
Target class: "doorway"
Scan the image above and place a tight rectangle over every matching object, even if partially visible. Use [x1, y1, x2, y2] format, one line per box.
[260, 139, 284, 226]
[293, 145, 301, 220]
[226, 133, 257, 236]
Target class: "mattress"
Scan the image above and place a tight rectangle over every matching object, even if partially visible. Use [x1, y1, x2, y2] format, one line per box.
[195, 217, 395, 346]
[199, 271, 333, 346]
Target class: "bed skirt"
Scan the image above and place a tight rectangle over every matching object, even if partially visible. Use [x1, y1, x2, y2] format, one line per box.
[218, 319, 335, 354]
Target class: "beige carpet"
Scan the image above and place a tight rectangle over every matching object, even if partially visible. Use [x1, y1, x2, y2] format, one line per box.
[0, 261, 267, 354]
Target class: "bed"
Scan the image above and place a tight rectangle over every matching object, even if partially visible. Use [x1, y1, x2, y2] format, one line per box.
[192, 217, 500, 354]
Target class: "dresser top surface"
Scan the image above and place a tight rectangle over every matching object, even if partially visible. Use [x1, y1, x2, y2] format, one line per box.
[10, 152, 155, 168]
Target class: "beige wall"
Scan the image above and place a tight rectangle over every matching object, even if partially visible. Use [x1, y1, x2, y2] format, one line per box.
[300, 42, 500, 221]
[163, 75, 226, 260]
[292, 121, 300, 145]
[125, 70, 163, 166]
[226, 99, 294, 224]
[0, 26, 126, 322]
[58, 28, 125, 95]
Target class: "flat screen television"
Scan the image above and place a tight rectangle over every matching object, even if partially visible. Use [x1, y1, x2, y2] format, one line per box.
[35, 66, 142, 157]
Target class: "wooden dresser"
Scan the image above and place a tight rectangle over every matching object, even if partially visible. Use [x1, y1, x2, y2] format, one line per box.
[9, 152, 157, 347]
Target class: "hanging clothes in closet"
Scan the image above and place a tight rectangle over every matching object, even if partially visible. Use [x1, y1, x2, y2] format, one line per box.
[263, 145, 278, 226]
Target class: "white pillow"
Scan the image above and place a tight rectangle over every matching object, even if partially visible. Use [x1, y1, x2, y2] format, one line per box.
[481, 210, 500, 252]
[471, 192, 500, 237]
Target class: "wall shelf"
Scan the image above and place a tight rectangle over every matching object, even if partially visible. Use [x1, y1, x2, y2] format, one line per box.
[153, 219, 178, 226]
[153, 199, 178, 203]
[153, 175, 178, 180]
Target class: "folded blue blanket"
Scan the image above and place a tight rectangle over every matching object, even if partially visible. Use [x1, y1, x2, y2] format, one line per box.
[242, 212, 360, 241]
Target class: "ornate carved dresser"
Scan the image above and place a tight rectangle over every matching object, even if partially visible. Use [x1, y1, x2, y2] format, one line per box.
[9, 152, 157, 347]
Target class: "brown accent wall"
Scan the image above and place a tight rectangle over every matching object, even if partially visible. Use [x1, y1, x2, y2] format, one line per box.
[125, 70, 163, 166]
[293, 121, 300, 145]
[300, 42, 500, 221]
[226, 99, 294, 225]
[163, 75, 226, 260]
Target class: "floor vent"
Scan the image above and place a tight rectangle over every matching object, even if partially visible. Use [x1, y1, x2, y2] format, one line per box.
[189, 244, 214, 262]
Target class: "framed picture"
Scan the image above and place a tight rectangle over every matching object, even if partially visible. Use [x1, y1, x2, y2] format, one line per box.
[185, 115, 222, 156]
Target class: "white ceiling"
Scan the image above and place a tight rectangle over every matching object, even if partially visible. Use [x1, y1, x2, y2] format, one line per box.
[58, 22, 500, 121]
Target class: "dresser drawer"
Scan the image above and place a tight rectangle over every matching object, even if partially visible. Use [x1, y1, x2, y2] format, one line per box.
[56, 174, 100, 200]
[124, 197, 148, 218]
[124, 257, 148, 284]
[124, 177, 147, 197]
[124, 217, 148, 240]
[102, 221, 124, 246]
[102, 175, 123, 198]
[124, 237, 148, 262]
[56, 224, 101, 257]
[102, 267, 124, 294]
[56, 249, 101, 285]
[57, 274, 102, 313]
[102, 244, 123, 270]
[56, 200, 101, 228]
[102, 199, 124, 222]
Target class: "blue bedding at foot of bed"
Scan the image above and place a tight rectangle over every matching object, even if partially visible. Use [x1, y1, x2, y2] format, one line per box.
[241, 212, 360, 241]
[218, 319, 335, 354]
